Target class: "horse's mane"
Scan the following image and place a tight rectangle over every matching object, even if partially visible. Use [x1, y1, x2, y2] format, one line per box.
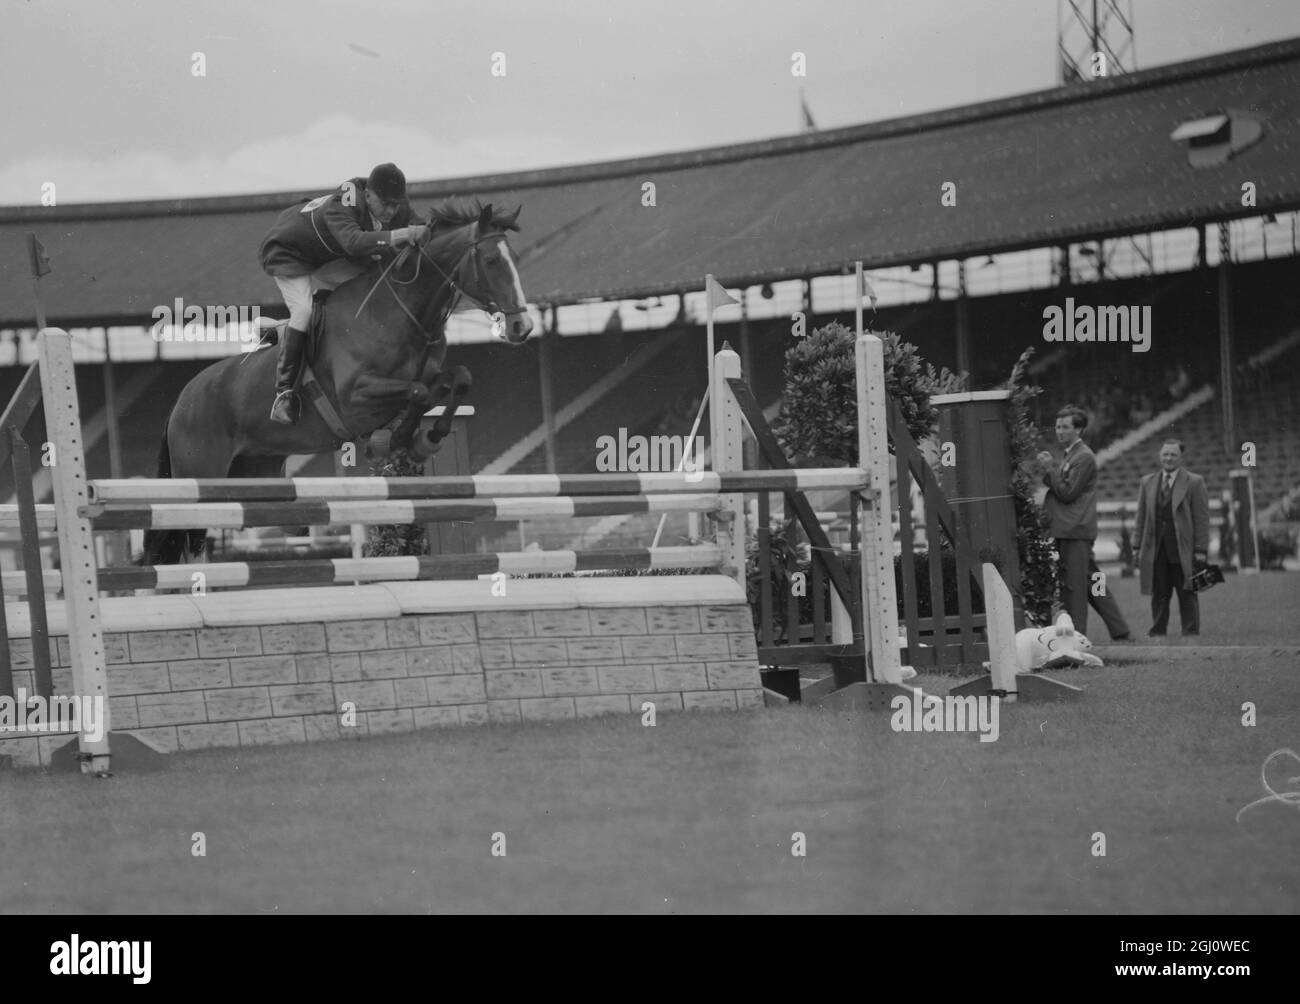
[423, 198, 521, 232]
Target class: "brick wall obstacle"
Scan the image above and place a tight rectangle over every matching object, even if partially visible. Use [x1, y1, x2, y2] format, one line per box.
[1, 577, 762, 768]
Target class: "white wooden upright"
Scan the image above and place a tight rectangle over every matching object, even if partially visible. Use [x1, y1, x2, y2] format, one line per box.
[982, 562, 1018, 699]
[709, 346, 747, 590]
[854, 328, 903, 686]
[38, 329, 112, 773]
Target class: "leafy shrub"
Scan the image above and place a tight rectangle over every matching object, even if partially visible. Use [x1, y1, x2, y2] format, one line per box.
[772, 323, 965, 464]
[1004, 348, 1059, 625]
[366, 449, 430, 557]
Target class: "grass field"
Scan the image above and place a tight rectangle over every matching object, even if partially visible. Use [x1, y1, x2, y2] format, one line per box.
[1079, 569, 1300, 646]
[2, 572, 1298, 914]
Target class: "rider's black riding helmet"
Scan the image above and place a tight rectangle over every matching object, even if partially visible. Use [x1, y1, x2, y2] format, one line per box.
[367, 163, 407, 203]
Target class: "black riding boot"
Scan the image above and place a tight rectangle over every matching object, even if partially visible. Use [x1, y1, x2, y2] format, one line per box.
[269, 325, 308, 425]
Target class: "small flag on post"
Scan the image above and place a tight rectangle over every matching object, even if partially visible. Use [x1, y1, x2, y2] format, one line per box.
[26, 232, 51, 277]
[26, 232, 51, 330]
[800, 90, 817, 131]
[705, 274, 737, 315]
[858, 268, 877, 312]
[703, 274, 738, 415]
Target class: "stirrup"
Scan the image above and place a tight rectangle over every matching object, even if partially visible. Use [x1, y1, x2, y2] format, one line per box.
[256, 319, 285, 347]
[269, 389, 300, 424]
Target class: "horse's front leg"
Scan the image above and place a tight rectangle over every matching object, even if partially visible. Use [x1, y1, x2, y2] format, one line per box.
[419, 366, 472, 453]
[391, 382, 436, 449]
[348, 373, 436, 459]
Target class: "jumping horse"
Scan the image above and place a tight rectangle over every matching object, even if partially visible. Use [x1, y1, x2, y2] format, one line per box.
[143, 199, 534, 565]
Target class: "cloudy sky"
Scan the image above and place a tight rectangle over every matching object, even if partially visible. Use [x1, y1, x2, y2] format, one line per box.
[3, 0, 1299, 204]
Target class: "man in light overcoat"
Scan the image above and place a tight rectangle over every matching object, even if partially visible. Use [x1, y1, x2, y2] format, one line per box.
[1134, 439, 1210, 636]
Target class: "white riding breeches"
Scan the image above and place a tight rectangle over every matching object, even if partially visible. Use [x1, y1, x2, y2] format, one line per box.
[273, 259, 368, 329]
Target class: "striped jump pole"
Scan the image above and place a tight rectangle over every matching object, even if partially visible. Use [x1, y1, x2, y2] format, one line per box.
[84, 493, 723, 530]
[0, 504, 58, 532]
[85, 467, 869, 504]
[96, 545, 723, 591]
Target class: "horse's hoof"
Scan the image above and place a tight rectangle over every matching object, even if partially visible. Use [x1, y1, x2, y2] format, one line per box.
[365, 429, 393, 460]
[409, 428, 444, 460]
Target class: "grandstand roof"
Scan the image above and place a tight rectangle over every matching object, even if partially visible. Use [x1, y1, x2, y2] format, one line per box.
[3, 37, 1300, 326]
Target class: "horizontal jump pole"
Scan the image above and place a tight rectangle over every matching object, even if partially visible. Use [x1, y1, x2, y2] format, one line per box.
[86, 468, 869, 504]
[0, 504, 58, 532]
[1, 569, 62, 594]
[96, 545, 723, 591]
[83, 494, 723, 530]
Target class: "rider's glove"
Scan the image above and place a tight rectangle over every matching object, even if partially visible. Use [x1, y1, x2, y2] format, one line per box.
[389, 225, 429, 247]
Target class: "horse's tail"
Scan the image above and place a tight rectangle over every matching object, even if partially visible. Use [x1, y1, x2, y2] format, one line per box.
[139, 416, 204, 566]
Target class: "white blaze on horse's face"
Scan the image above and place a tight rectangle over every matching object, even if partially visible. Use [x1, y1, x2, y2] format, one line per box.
[479, 232, 534, 345]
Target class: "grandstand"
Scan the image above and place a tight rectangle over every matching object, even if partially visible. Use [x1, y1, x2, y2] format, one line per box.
[1095, 331, 1300, 505]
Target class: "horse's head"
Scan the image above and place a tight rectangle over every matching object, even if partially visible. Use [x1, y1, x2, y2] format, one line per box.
[420, 201, 534, 345]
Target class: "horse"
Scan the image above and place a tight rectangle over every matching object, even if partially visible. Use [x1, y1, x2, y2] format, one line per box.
[142, 199, 534, 565]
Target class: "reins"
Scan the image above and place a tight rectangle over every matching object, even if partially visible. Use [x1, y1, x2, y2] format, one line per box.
[355, 224, 514, 335]
[350, 220, 518, 386]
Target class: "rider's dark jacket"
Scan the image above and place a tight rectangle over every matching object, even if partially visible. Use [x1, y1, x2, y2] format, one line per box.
[259, 177, 423, 278]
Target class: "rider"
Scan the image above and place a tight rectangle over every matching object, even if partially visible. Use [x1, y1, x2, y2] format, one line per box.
[258, 163, 429, 425]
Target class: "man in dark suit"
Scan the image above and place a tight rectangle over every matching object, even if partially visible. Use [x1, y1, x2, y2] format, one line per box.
[1134, 439, 1210, 635]
[1038, 405, 1133, 640]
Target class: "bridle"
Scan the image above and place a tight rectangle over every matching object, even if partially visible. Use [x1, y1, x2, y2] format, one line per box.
[415, 225, 520, 320]
[359, 220, 525, 340]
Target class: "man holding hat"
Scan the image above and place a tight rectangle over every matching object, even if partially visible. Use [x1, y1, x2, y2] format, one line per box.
[258, 163, 428, 425]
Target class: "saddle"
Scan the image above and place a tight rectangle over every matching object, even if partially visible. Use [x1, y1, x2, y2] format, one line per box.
[256, 289, 331, 349]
